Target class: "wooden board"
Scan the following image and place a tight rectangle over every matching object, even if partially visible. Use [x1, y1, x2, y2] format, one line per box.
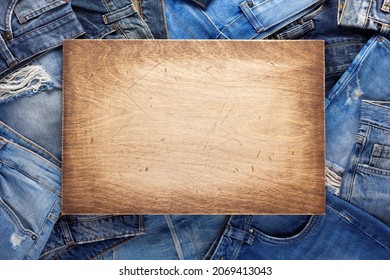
[62, 40, 325, 214]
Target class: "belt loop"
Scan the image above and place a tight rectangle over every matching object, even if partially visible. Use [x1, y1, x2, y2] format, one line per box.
[0, 34, 18, 67]
[59, 218, 74, 246]
[102, 4, 137, 25]
[240, 1, 264, 33]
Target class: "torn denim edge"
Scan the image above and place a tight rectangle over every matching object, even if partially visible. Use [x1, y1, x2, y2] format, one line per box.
[0, 64, 54, 104]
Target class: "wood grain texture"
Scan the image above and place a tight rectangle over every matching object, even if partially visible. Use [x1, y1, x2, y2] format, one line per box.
[62, 40, 325, 214]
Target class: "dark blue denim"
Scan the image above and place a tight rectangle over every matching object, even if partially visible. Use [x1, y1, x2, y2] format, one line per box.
[206, 193, 390, 260]
[268, 0, 375, 94]
[71, 0, 168, 39]
[338, 0, 390, 34]
[0, 0, 84, 79]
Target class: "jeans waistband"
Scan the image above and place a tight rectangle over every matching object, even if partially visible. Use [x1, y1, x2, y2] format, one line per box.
[0, 0, 84, 79]
[360, 100, 390, 129]
[40, 214, 144, 259]
[222, 0, 324, 39]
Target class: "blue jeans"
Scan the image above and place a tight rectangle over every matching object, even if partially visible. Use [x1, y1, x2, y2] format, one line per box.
[326, 34, 390, 226]
[268, 0, 374, 94]
[95, 215, 226, 260]
[71, 0, 168, 39]
[338, 0, 390, 34]
[206, 193, 390, 260]
[0, 0, 84, 79]
[0, 121, 61, 260]
[164, 0, 324, 39]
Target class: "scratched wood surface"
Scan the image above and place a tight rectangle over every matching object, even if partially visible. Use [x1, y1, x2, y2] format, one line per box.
[62, 40, 325, 214]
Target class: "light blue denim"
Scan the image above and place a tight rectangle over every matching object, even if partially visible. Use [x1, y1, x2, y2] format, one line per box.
[0, 0, 84, 79]
[338, 0, 390, 34]
[326, 34, 390, 226]
[206, 193, 390, 260]
[0, 121, 61, 260]
[164, 0, 325, 39]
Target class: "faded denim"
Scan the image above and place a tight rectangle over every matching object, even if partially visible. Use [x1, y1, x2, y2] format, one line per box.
[338, 0, 390, 34]
[39, 0, 169, 260]
[0, 121, 61, 260]
[268, 0, 374, 93]
[0, 0, 84, 79]
[95, 215, 226, 260]
[206, 193, 390, 260]
[164, 0, 324, 39]
[326, 34, 390, 226]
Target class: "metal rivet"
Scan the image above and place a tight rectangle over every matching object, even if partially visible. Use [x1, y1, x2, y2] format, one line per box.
[5, 32, 12, 41]
[31, 234, 37, 240]
[248, 1, 254, 8]
[377, 36, 383, 42]
[112, 23, 119, 30]
[249, 228, 254, 234]
[219, 256, 224, 260]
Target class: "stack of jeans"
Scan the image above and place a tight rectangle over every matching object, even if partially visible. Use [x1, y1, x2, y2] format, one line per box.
[0, 0, 389, 260]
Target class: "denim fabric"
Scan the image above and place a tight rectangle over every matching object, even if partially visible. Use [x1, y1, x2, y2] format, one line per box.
[164, 0, 324, 39]
[94, 215, 226, 260]
[338, 0, 390, 34]
[0, 49, 63, 160]
[206, 193, 390, 260]
[326, 34, 390, 226]
[0, 0, 84, 79]
[0, 121, 61, 260]
[190, 0, 212, 9]
[71, 0, 167, 39]
[268, 0, 374, 94]
[39, 215, 144, 260]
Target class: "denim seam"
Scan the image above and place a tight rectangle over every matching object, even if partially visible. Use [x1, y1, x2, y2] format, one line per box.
[15, 0, 67, 24]
[39, 231, 143, 259]
[198, 8, 225, 38]
[327, 36, 377, 102]
[165, 215, 185, 260]
[203, 215, 232, 260]
[192, 0, 206, 9]
[160, 0, 169, 38]
[344, 125, 371, 201]
[0, 196, 37, 237]
[364, 0, 374, 28]
[0, 123, 61, 166]
[164, 2, 197, 38]
[5, 140, 61, 171]
[90, 235, 143, 260]
[327, 205, 390, 250]
[301, 0, 327, 21]
[0, 160, 60, 196]
[368, 16, 390, 26]
[5, 0, 18, 34]
[356, 164, 390, 176]
[251, 215, 320, 245]
[2, 30, 85, 77]
[10, 13, 80, 44]
[65, 216, 116, 223]
[360, 120, 390, 132]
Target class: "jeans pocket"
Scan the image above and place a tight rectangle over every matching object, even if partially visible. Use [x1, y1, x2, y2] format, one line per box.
[14, 0, 68, 24]
[0, 194, 38, 259]
[368, 144, 390, 170]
